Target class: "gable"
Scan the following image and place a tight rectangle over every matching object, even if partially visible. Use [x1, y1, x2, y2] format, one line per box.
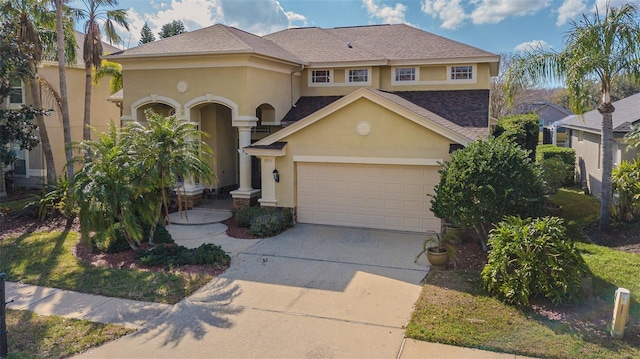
[280, 97, 455, 160]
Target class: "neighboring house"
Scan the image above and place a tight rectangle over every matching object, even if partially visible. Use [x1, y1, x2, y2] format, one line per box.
[2, 31, 121, 189]
[515, 100, 573, 131]
[561, 92, 640, 197]
[106, 23, 499, 233]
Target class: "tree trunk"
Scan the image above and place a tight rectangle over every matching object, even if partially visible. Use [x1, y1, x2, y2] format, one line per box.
[28, 72, 57, 184]
[55, 0, 74, 179]
[83, 65, 92, 141]
[0, 165, 6, 197]
[598, 102, 615, 231]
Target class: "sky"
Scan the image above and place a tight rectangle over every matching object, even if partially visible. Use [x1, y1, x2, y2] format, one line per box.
[68, 0, 637, 55]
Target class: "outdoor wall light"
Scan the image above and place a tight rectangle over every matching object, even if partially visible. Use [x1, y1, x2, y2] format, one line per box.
[273, 168, 280, 183]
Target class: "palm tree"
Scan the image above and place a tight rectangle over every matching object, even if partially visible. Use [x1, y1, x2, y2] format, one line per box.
[76, 0, 129, 141]
[72, 123, 146, 250]
[54, 0, 75, 180]
[1, 0, 61, 185]
[129, 110, 214, 243]
[506, 3, 640, 231]
[93, 59, 122, 94]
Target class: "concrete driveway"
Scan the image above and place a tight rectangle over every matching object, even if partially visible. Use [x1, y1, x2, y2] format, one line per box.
[77, 224, 427, 358]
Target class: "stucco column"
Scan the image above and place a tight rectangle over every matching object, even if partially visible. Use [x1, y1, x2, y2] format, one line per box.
[237, 126, 253, 192]
[258, 157, 277, 207]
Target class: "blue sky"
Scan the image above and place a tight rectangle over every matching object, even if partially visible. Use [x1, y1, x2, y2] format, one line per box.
[70, 0, 635, 55]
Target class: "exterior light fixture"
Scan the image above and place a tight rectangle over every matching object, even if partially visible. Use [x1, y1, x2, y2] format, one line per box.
[273, 168, 280, 183]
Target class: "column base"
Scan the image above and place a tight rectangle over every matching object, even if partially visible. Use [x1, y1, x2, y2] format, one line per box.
[230, 189, 261, 209]
[177, 185, 205, 209]
[258, 198, 277, 207]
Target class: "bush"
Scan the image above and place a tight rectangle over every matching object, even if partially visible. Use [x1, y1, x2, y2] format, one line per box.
[481, 216, 588, 307]
[96, 223, 174, 253]
[135, 243, 230, 268]
[235, 206, 263, 228]
[536, 144, 576, 192]
[612, 159, 640, 222]
[430, 137, 546, 246]
[249, 208, 293, 237]
[493, 114, 539, 160]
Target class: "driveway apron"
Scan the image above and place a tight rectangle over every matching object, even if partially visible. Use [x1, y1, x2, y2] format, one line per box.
[76, 224, 427, 358]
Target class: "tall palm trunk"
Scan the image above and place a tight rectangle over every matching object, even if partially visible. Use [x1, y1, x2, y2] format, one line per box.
[54, 0, 74, 179]
[83, 65, 92, 140]
[598, 101, 615, 231]
[27, 69, 57, 184]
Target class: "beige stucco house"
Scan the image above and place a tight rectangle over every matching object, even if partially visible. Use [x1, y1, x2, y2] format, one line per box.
[560, 92, 640, 197]
[106, 23, 499, 233]
[3, 32, 121, 189]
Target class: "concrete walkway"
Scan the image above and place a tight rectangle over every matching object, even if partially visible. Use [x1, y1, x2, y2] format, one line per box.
[5, 209, 535, 358]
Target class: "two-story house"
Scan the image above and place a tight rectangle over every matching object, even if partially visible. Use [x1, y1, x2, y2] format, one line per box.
[106, 23, 499, 233]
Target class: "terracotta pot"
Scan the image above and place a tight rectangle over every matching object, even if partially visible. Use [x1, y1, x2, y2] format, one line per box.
[426, 247, 449, 267]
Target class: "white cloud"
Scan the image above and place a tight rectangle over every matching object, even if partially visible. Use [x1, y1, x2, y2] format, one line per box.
[421, 0, 467, 29]
[362, 0, 409, 24]
[556, 0, 586, 26]
[113, 0, 307, 48]
[470, 0, 550, 25]
[515, 39, 551, 52]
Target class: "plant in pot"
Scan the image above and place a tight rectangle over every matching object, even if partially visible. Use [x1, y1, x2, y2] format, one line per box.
[415, 231, 456, 269]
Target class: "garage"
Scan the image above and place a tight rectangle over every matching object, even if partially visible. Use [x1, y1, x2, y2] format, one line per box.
[296, 162, 441, 232]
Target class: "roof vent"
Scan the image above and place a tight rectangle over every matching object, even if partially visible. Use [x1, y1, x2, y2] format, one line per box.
[347, 41, 352, 48]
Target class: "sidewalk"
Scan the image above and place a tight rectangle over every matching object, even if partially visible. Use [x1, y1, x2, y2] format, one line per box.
[5, 281, 171, 329]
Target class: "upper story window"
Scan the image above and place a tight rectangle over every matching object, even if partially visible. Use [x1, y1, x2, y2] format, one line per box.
[5, 79, 24, 106]
[348, 69, 368, 83]
[450, 65, 473, 80]
[395, 67, 416, 82]
[311, 70, 331, 84]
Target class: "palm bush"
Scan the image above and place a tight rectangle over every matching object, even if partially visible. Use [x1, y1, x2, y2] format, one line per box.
[481, 216, 588, 307]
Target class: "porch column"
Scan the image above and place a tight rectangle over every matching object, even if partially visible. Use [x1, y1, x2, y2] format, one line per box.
[230, 116, 260, 208]
[237, 126, 253, 192]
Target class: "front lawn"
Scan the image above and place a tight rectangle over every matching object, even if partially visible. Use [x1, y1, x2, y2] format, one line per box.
[0, 230, 212, 304]
[6, 309, 133, 359]
[406, 188, 640, 359]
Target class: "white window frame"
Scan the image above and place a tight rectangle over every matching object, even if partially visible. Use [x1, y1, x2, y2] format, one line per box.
[5, 79, 24, 109]
[309, 69, 333, 86]
[393, 67, 417, 83]
[346, 68, 370, 84]
[450, 65, 473, 80]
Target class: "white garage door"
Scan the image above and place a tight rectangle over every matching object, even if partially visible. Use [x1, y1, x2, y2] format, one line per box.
[297, 162, 441, 232]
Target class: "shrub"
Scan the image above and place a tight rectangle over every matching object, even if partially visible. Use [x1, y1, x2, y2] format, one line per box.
[249, 209, 293, 237]
[235, 206, 263, 228]
[481, 216, 588, 307]
[135, 243, 230, 268]
[493, 114, 539, 160]
[536, 144, 576, 192]
[430, 137, 546, 247]
[612, 159, 640, 222]
[96, 223, 174, 253]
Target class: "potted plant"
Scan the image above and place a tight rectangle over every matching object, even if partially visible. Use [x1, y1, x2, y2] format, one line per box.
[442, 220, 465, 244]
[415, 232, 456, 269]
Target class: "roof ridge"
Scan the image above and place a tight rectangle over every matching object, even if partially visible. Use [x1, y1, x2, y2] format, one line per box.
[215, 24, 253, 51]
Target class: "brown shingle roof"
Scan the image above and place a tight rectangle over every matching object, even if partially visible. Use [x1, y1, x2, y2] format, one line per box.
[266, 24, 498, 65]
[281, 96, 343, 125]
[107, 24, 302, 63]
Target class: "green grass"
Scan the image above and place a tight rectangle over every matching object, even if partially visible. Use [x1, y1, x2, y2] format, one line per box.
[406, 188, 640, 358]
[0, 230, 212, 304]
[6, 309, 133, 359]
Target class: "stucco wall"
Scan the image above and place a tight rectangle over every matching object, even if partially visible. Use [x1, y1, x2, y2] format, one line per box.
[571, 129, 637, 197]
[120, 56, 298, 122]
[272, 97, 453, 207]
[17, 62, 119, 186]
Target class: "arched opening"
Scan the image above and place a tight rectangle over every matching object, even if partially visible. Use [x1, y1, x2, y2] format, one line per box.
[136, 103, 175, 121]
[190, 102, 238, 195]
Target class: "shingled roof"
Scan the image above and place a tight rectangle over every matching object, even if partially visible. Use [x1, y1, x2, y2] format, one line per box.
[265, 24, 498, 66]
[106, 24, 302, 64]
[561, 92, 640, 134]
[107, 23, 498, 71]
